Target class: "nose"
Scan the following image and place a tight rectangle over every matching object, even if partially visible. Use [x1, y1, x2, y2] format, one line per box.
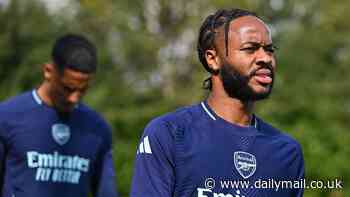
[255, 47, 274, 67]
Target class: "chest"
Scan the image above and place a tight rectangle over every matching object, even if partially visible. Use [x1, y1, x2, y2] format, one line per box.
[4, 115, 102, 166]
[174, 127, 296, 189]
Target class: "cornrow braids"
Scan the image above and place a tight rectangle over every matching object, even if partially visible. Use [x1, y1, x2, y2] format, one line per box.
[197, 8, 258, 89]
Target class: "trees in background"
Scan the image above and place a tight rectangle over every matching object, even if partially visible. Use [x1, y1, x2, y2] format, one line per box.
[0, 0, 348, 196]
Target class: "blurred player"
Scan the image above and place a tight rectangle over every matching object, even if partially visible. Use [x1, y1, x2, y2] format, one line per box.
[0, 34, 119, 197]
[131, 8, 304, 197]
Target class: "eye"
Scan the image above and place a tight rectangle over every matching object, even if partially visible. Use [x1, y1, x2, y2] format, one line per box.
[263, 45, 278, 53]
[240, 45, 260, 54]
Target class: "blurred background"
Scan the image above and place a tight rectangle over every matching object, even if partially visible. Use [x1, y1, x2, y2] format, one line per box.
[0, 0, 349, 196]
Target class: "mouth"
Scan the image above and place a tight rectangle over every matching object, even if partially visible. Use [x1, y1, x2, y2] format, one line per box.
[252, 69, 273, 85]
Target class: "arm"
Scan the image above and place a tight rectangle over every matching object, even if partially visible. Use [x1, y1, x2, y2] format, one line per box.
[130, 119, 175, 197]
[91, 123, 119, 197]
[94, 149, 119, 197]
[0, 140, 5, 195]
[0, 121, 7, 196]
[291, 142, 305, 197]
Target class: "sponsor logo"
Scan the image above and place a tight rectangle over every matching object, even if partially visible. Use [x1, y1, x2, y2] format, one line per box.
[27, 151, 90, 184]
[234, 151, 256, 179]
[197, 188, 245, 197]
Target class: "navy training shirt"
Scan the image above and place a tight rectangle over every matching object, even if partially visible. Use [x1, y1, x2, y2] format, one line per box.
[131, 101, 304, 197]
[0, 90, 119, 197]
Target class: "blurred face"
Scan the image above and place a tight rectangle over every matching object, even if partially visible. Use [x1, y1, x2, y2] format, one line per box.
[217, 16, 276, 101]
[48, 67, 93, 113]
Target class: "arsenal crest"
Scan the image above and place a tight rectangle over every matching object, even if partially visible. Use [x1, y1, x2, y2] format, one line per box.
[52, 123, 71, 145]
[234, 151, 257, 179]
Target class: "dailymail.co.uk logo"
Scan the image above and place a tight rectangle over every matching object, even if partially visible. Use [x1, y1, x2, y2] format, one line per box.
[234, 151, 256, 179]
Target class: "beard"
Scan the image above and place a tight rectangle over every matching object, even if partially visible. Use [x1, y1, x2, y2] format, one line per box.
[48, 88, 73, 121]
[220, 62, 274, 102]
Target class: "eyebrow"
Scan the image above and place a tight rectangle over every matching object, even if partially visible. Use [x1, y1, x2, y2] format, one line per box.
[240, 42, 273, 47]
[61, 80, 89, 90]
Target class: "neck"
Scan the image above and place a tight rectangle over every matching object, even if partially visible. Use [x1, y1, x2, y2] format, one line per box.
[207, 77, 254, 127]
[37, 81, 53, 106]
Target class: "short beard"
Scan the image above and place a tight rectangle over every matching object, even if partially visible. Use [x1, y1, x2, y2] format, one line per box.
[48, 89, 73, 120]
[220, 62, 274, 102]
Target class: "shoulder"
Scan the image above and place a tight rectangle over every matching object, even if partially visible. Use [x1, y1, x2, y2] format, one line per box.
[76, 104, 109, 127]
[76, 104, 112, 140]
[136, 105, 200, 159]
[0, 91, 39, 126]
[143, 104, 201, 138]
[257, 118, 305, 177]
[0, 91, 37, 114]
[0, 91, 38, 140]
[257, 117, 303, 154]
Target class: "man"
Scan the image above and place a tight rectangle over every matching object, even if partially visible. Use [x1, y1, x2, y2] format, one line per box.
[131, 8, 304, 197]
[0, 34, 118, 197]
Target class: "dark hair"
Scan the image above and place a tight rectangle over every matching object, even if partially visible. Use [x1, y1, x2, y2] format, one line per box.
[52, 34, 97, 73]
[197, 8, 258, 89]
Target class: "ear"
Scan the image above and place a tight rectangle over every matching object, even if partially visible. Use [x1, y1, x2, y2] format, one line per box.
[205, 49, 221, 73]
[42, 63, 55, 81]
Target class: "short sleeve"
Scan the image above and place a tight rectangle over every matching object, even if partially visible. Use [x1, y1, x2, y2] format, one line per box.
[130, 119, 175, 197]
[91, 120, 119, 197]
[292, 143, 305, 197]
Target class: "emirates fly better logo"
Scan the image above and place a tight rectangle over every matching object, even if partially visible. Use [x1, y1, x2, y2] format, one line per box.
[234, 151, 257, 179]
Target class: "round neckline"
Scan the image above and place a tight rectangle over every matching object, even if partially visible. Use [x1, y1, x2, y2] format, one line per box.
[32, 89, 54, 109]
[31, 89, 80, 111]
[201, 100, 259, 135]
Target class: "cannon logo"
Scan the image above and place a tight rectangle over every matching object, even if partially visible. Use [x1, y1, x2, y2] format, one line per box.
[234, 151, 256, 179]
[52, 124, 71, 145]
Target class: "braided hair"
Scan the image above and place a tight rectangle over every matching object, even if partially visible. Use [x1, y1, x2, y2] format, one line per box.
[197, 8, 258, 89]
